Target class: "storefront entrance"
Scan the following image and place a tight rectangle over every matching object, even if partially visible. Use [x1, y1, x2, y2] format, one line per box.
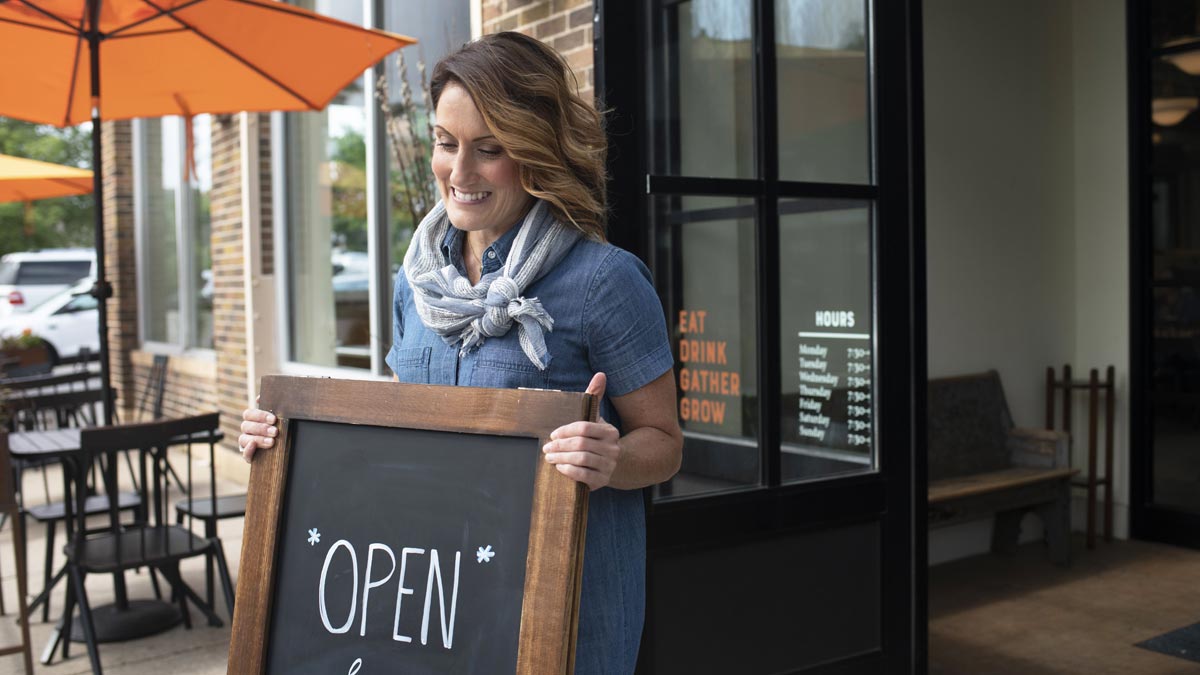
[598, 1, 926, 672]
[1130, 0, 1200, 550]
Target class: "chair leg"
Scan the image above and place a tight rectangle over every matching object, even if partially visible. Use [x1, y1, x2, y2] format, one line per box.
[11, 514, 33, 675]
[42, 520, 55, 623]
[17, 512, 27, 618]
[0, 534, 5, 617]
[162, 564, 192, 630]
[68, 565, 102, 675]
[212, 538, 236, 619]
[204, 518, 216, 608]
[55, 571, 75, 663]
[163, 562, 222, 627]
[149, 567, 163, 600]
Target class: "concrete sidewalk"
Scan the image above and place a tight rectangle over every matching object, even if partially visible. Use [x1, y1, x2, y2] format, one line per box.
[0, 451, 244, 674]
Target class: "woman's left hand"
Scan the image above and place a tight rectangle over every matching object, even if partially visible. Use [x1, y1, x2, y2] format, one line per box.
[544, 373, 621, 491]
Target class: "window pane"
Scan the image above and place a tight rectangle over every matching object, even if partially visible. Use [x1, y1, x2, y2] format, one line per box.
[776, 0, 871, 184]
[779, 199, 875, 482]
[143, 117, 181, 344]
[659, 0, 755, 178]
[286, 0, 367, 369]
[191, 114, 214, 350]
[654, 196, 760, 500]
[381, 2, 469, 363]
[15, 261, 91, 285]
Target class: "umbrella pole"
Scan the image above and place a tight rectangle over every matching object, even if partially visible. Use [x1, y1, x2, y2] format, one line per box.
[87, 0, 115, 429]
[87, 0, 135, 621]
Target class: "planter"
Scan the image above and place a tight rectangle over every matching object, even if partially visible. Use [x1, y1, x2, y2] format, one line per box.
[1, 344, 52, 377]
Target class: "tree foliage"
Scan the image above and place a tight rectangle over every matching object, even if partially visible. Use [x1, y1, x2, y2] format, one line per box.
[0, 117, 94, 257]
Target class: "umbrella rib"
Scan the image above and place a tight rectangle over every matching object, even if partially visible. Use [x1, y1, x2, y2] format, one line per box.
[139, 0, 321, 109]
[107, 27, 191, 39]
[61, 13, 87, 127]
[0, 14, 77, 36]
[107, 0, 208, 37]
[13, 0, 78, 33]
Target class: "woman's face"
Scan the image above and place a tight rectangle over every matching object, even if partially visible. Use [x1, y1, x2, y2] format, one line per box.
[432, 83, 533, 240]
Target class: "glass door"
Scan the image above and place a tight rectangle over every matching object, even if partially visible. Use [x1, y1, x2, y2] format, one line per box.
[598, 0, 925, 672]
[1131, 0, 1200, 548]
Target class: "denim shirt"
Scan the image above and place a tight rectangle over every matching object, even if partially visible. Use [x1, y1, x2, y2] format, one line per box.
[386, 223, 674, 674]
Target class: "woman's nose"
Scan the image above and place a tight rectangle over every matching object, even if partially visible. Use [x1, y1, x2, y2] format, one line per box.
[451, 152, 476, 180]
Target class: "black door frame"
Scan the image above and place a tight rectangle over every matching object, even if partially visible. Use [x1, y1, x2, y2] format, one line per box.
[595, 0, 927, 672]
[1127, 0, 1200, 549]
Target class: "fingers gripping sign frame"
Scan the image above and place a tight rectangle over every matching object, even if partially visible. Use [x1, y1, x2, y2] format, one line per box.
[228, 377, 596, 674]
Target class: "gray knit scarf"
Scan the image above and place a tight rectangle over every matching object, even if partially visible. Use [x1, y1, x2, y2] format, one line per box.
[403, 199, 581, 370]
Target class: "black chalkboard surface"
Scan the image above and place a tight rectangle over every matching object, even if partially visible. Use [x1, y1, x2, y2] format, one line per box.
[230, 377, 594, 675]
[265, 422, 536, 673]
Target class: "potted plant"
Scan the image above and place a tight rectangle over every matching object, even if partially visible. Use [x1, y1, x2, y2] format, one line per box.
[0, 330, 52, 377]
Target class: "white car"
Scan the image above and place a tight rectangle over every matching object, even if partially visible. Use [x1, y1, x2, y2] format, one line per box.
[0, 248, 96, 319]
[0, 278, 98, 364]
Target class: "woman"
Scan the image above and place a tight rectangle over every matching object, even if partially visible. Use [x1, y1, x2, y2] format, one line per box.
[241, 31, 682, 673]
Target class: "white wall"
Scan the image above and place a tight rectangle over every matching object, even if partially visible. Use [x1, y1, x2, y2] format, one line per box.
[924, 0, 1128, 564]
[1070, 0, 1130, 541]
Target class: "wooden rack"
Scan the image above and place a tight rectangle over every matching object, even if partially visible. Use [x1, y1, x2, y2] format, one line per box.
[1045, 365, 1115, 549]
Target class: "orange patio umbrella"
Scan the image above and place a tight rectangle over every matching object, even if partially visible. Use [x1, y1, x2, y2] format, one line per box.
[0, 0, 415, 426]
[0, 153, 92, 203]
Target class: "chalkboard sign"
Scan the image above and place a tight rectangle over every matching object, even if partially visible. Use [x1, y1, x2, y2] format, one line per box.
[228, 377, 596, 675]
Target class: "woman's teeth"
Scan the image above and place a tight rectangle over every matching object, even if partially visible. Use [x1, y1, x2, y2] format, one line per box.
[453, 188, 490, 203]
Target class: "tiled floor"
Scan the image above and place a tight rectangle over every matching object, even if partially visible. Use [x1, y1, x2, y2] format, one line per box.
[930, 537, 1200, 675]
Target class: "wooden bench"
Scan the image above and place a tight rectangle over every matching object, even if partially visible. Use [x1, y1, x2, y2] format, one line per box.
[928, 371, 1076, 565]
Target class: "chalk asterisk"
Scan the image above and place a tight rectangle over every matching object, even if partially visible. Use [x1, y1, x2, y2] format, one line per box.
[476, 545, 495, 563]
[307, 528, 321, 546]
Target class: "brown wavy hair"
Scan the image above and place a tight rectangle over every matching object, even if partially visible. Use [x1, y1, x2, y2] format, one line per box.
[431, 31, 608, 240]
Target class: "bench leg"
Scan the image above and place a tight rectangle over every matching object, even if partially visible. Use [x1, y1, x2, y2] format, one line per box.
[1036, 491, 1072, 567]
[991, 509, 1024, 556]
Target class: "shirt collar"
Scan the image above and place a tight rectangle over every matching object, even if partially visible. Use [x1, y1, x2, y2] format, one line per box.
[440, 219, 523, 275]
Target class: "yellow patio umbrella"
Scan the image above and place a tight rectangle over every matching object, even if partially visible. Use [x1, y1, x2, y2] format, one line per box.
[0, 0, 415, 427]
[0, 153, 93, 203]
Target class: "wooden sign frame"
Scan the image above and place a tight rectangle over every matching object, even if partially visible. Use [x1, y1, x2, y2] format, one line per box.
[228, 376, 596, 674]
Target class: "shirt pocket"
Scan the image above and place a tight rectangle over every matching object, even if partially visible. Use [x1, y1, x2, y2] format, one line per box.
[391, 346, 431, 384]
[470, 347, 551, 390]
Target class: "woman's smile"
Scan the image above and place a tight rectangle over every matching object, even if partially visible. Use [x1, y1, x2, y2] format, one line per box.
[451, 187, 492, 204]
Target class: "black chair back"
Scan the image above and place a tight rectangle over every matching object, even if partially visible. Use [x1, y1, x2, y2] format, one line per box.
[4, 387, 112, 431]
[77, 412, 221, 559]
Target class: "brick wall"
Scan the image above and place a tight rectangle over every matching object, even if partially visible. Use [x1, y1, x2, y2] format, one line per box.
[100, 120, 139, 421]
[258, 114, 274, 277]
[210, 114, 249, 448]
[480, 0, 595, 99]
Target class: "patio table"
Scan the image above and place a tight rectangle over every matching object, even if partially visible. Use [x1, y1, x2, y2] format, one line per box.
[7, 428, 186, 663]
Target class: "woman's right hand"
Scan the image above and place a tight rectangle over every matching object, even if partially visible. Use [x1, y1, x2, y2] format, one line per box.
[239, 401, 278, 463]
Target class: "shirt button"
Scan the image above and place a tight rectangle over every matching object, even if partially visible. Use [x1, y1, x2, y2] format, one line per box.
[487, 251, 496, 259]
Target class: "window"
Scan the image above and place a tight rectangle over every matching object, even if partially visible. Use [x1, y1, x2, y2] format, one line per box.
[277, 0, 468, 375]
[135, 114, 213, 351]
[648, 0, 877, 499]
[56, 291, 98, 314]
[14, 261, 92, 285]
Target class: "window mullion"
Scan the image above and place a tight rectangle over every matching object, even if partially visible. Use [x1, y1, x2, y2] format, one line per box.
[176, 118, 196, 350]
[754, 0, 781, 488]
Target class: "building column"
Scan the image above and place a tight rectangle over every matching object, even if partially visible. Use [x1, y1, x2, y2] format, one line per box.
[101, 119, 138, 421]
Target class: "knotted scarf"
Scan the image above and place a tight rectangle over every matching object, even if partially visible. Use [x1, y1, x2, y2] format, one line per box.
[403, 199, 582, 370]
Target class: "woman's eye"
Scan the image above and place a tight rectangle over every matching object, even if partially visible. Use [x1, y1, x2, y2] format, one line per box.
[435, 141, 457, 151]
[478, 148, 502, 158]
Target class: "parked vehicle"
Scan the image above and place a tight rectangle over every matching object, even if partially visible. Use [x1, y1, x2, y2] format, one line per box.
[0, 277, 98, 364]
[0, 248, 96, 319]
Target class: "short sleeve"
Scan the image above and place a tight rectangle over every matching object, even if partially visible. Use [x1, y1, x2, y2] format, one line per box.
[384, 267, 407, 376]
[584, 249, 675, 397]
